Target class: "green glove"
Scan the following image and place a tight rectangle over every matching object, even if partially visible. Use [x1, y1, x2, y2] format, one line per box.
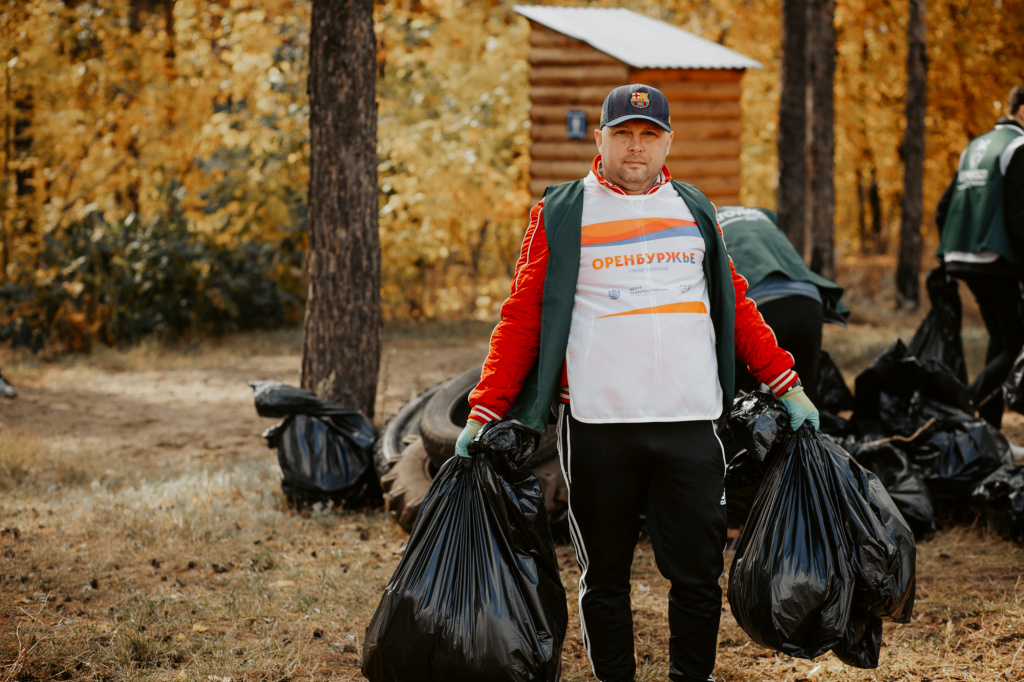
[780, 384, 820, 431]
[455, 419, 484, 458]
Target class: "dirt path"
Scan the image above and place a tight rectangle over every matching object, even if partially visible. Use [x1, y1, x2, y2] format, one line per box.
[1, 331, 1021, 475]
[0, 337, 490, 468]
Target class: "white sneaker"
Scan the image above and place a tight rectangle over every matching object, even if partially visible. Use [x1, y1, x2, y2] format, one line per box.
[0, 375, 17, 399]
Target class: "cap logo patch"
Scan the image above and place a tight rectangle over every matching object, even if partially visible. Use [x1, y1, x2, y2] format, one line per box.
[630, 92, 650, 109]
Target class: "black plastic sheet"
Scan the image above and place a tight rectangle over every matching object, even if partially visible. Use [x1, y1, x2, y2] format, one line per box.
[1005, 349, 1024, 415]
[971, 464, 1024, 545]
[724, 449, 766, 528]
[823, 436, 916, 625]
[728, 427, 856, 660]
[362, 421, 567, 682]
[831, 609, 884, 669]
[728, 427, 916, 668]
[251, 380, 379, 508]
[900, 396, 1013, 506]
[818, 409, 851, 437]
[850, 441, 936, 541]
[853, 340, 971, 424]
[726, 390, 791, 463]
[816, 350, 855, 414]
[907, 266, 968, 384]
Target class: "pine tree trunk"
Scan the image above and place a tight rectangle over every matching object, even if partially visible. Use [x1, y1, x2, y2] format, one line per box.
[301, 0, 381, 417]
[777, 0, 809, 255]
[808, 0, 836, 280]
[896, 0, 929, 309]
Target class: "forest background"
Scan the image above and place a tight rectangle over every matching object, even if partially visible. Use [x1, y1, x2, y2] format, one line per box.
[2, 0, 1022, 353]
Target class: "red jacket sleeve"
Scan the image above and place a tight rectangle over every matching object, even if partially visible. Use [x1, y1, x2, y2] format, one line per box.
[730, 251, 800, 395]
[467, 200, 549, 423]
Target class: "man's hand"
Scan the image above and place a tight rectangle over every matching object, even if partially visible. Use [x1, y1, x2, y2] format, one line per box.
[455, 419, 484, 458]
[780, 384, 820, 431]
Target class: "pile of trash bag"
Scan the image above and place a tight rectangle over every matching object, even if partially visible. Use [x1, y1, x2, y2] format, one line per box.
[971, 464, 1024, 545]
[1006, 349, 1024, 415]
[840, 344, 1012, 534]
[906, 266, 968, 384]
[251, 380, 381, 509]
[842, 440, 936, 542]
[362, 420, 567, 682]
[816, 350, 855, 415]
[726, 395, 916, 669]
[721, 284, 1019, 544]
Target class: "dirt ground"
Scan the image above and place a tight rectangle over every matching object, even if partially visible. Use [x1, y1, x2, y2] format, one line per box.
[1, 330, 1024, 681]
[0, 334, 491, 467]
[2, 330, 1020, 471]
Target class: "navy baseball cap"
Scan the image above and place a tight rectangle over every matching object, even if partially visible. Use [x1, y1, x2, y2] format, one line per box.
[599, 84, 672, 132]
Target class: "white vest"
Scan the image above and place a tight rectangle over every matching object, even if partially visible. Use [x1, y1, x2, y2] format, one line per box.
[566, 172, 722, 423]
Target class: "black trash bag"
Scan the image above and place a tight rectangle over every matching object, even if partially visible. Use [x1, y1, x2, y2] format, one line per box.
[1005, 349, 1024, 415]
[726, 390, 791, 463]
[901, 396, 1013, 506]
[820, 434, 916, 625]
[850, 441, 936, 542]
[907, 266, 968, 384]
[831, 608, 884, 669]
[251, 381, 380, 508]
[728, 427, 916, 666]
[816, 350, 855, 414]
[724, 449, 766, 528]
[361, 421, 568, 682]
[727, 426, 855, 660]
[853, 340, 971, 425]
[971, 464, 1024, 545]
[818, 409, 851, 437]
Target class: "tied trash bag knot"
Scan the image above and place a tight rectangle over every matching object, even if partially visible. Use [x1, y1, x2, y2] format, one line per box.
[726, 390, 791, 463]
[468, 419, 542, 481]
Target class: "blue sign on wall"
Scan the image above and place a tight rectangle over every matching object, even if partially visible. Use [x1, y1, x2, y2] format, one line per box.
[566, 109, 587, 140]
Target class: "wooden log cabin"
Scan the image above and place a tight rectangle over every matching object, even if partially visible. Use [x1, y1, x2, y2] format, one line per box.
[513, 5, 762, 207]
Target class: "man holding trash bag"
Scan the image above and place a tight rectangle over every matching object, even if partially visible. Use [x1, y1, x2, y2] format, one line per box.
[456, 84, 818, 682]
[935, 83, 1024, 428]
[718, 205, 849, 403]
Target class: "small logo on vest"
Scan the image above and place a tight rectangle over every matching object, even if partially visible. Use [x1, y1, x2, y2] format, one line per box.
[677, 283, 693, 294]
[608, 289, 621, 299]
[630, 92, 650, 109]
[969, 138, 992, 170]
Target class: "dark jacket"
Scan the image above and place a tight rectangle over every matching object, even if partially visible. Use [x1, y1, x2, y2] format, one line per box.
[935, 117, 1024, 276]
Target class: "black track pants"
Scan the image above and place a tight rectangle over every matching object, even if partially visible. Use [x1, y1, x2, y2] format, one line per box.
[556, 405, 726, 682]
[958, 272, 1024, 428]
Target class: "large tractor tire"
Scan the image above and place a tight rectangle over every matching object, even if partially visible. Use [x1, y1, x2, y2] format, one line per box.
[419, 364, 560, 469]
[418, 365, 481, 466]
[379, 436, 434, 534]
[373, 383, 442, 479]
[381, 364, 569, 540]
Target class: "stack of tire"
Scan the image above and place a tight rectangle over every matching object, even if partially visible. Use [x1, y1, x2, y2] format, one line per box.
[375, 365, 569, 540]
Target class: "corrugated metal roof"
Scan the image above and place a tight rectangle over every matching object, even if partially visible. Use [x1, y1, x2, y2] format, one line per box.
[512, 5, 762, 70]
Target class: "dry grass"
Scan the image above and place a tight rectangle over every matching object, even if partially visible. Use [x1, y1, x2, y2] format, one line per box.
[1, 313, 1023, 681]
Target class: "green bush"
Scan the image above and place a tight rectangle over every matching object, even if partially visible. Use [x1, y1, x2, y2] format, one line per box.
[0, 207, 302, 351]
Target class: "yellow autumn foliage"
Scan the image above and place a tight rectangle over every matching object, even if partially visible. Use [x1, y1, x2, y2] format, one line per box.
[1, 0, 1022, 345]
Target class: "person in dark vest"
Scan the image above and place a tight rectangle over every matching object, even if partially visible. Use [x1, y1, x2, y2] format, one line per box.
[718, 206, 849, 404]
[455, 84, 818, 682]
[935, 83, 1024, 428]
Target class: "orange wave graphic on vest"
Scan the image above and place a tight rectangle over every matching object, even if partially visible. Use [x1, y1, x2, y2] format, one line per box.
[598, 301, 708, 318]
[581, 218, 698, 246]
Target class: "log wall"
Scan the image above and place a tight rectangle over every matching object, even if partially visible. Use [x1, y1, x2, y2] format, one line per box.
[526, 23, 746, 207]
